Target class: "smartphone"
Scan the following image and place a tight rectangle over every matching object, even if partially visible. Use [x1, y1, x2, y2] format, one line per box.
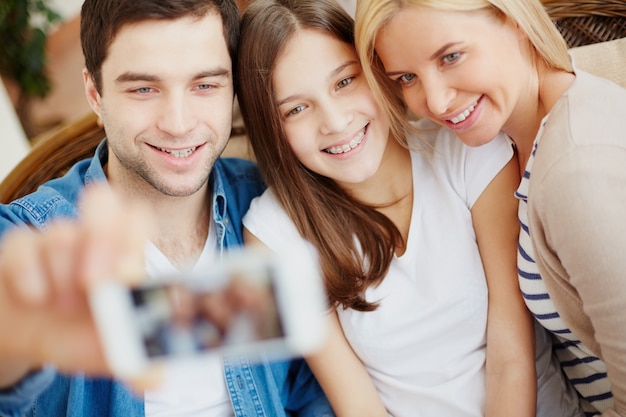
[89, 245, 328, 378]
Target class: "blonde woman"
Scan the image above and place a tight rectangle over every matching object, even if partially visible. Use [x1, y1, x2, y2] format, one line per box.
[356, 0, 626, 415]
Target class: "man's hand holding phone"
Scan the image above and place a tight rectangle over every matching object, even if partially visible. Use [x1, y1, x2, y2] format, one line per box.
[0, 185, 153, 389]
[0, 185, 327, 390]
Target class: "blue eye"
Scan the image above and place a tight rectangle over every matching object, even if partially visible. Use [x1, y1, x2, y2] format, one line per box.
[397, 73, 416, 86]
[443, 52, 461, 64]
[135, 87, 154, 94]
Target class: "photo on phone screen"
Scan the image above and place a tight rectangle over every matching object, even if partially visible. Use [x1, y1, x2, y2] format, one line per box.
[130, 265, 284, 359]
[90, 246, 328, 377]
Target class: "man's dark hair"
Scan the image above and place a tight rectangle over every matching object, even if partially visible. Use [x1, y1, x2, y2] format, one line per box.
[80, 0, 240, 93]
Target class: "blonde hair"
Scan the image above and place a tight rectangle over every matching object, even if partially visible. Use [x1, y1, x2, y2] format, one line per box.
[355, 0, 571, 141]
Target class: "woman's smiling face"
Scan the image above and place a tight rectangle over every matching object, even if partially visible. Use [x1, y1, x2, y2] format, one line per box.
[273, 29, 390, 185]
[375, 6, 531, 147]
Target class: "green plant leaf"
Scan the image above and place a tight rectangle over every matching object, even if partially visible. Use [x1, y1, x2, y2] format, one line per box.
[0, 0, 61, 98]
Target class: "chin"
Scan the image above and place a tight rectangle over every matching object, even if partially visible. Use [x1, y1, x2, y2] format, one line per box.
[152, 177, 208, 197]
[464, 139, 495, 148]
[334, 170, 377, 186]
[457, 132, 499, 148]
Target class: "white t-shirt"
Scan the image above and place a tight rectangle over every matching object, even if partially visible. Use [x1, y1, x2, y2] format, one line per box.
[243, 123, 513, 417]
[144, 226, 235, 417]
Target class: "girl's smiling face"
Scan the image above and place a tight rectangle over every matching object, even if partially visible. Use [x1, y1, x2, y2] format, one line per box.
[375, 6, 532, 147]
[273, 29, 390, 185]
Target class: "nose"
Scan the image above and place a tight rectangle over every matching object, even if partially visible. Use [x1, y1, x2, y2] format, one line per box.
[319, 98, 353, 135]
[156, 92, 197, 137]
[422, 73, 456, 117]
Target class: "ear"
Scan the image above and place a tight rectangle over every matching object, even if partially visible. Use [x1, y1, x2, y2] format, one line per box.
[83, 68, 104, 126]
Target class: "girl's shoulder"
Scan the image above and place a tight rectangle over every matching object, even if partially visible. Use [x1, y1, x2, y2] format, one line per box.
[406, 118, 512, 161]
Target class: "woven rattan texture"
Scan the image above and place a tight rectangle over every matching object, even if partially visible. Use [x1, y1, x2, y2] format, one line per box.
[543, 0, 626, 47]
[0, 112, 105, 204]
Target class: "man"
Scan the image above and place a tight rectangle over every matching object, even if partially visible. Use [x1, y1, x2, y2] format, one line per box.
[0, 0, 332, 416]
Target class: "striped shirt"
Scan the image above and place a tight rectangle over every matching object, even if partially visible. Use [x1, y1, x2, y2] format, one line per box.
[516, 135, 612, 417]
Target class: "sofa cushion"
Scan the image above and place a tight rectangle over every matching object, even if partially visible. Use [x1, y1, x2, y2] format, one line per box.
[570, 36, 626, 88]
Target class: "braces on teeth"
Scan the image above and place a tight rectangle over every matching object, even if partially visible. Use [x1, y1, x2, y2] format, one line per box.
[326, 129, 365, 155]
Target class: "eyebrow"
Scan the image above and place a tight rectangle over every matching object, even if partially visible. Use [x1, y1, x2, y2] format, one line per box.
[385, 42, 463, 77]
[277, 60, 359, 106]
[115, 68, 231, 84]
[329, 60, 359, 81]
[429, 42, 462, 60]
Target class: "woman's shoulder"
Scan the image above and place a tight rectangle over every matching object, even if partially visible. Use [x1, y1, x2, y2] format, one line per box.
[547, 69, 626, 149]
[247, 187, 281, 216]
[243, 187, 306, 255]
[244, 189, 296, 235]
[572, 68, 626, 94]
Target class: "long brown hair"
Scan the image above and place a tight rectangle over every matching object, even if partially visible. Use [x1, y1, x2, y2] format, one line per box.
[237, 0, 402, 311]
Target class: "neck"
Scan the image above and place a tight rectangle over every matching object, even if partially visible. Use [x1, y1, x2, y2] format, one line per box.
[504, 66, 575, 175]
[147, 189, 212, 269]
[348, 138, 412, 207]
[108, 170, 212, 269]
[346, 137, 413, 251]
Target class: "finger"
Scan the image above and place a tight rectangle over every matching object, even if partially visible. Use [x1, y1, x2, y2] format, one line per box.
[124, 363, 165, 394]
[35, 309, 110, 376]
[112, 199, 154, 286]
[40, 220, 82, 313]
[76, 185, 122, 286]
[78, 185, 153, 288]
[1, 228, 49, 305]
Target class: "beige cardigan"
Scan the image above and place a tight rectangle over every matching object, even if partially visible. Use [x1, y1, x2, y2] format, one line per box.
[528, 69, 626, 417]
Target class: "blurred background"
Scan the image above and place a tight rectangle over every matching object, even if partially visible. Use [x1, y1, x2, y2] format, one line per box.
[1, 0, 86, 180]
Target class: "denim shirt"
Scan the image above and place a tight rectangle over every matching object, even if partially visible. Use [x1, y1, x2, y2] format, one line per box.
[0, 140, 333, 417]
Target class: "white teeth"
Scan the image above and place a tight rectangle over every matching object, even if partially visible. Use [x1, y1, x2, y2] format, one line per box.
[449, 101, 477, 124]
[158, 146, 197, 158]
[326, 129, 365, 155]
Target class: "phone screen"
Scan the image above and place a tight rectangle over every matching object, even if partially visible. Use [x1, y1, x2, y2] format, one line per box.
[129, 265, 285, 358]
